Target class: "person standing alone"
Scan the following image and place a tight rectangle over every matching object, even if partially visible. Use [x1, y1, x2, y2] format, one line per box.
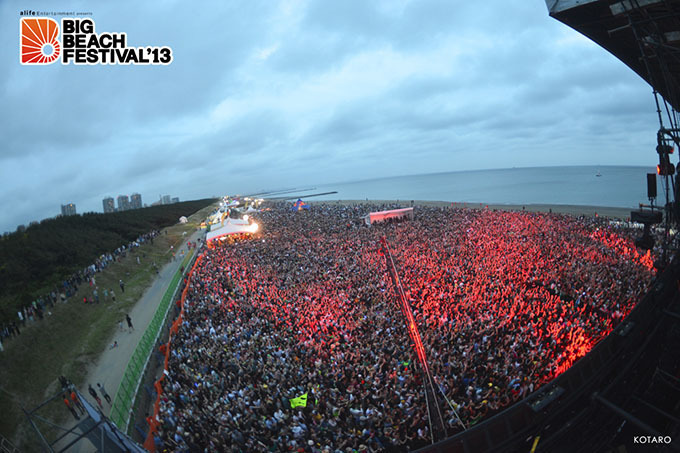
[97, 383, 112, 404]
[88, 384, 102, 408]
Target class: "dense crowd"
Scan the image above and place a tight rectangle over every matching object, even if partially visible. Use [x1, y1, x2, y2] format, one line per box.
[0, 230, 159, 345]
[156, 204, 654, 452]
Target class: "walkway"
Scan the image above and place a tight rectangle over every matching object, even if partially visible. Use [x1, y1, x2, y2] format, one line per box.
[67, 228, 205, 452]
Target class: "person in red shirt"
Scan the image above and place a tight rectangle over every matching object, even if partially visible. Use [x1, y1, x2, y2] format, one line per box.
[70, 390, 85, 415]
[63, 395, 80, 420]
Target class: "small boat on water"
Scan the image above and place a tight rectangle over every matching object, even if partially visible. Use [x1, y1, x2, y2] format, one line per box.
[596, 170, 602, 177]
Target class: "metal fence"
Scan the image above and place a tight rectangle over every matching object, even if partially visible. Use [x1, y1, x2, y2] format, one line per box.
[109, 252, 194, 431]
[0, 434, 19, 453]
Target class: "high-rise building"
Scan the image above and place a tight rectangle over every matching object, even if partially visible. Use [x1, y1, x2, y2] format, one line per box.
[161, 195, 171, 205]
[117, 195, 130, 212]
[102, 197, 115, 213]
[171, 197, 179, 204]
[130, 193, 142, 210]
[61, 203, 76, 216]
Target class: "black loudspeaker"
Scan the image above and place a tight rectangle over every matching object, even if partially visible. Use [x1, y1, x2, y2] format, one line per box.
[647, 173, 657, 199]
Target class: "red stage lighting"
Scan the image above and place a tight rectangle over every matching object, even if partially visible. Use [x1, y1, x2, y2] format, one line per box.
[657, 161, 675, 175]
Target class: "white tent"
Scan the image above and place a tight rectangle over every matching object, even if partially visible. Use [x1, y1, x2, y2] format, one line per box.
[206, 218, 258, 243]
[179, 216, 188, 224]
[363, 207, 414, 226]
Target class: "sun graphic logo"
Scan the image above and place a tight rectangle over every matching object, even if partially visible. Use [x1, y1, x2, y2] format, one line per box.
[20, 18, 61, 64]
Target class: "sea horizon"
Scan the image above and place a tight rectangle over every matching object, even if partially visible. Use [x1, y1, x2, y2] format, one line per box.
[292, 165, 660, 209]
[314, 164, 652, 188]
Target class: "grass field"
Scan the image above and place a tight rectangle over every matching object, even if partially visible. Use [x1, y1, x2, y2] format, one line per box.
[0, 203, 215, 450]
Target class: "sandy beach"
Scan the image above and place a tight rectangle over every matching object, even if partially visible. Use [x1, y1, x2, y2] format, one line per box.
[305, 199, 634, 219]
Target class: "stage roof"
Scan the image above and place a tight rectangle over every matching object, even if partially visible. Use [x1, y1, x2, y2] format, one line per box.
[546, 0, 680, 111]
[206, 218, 258, 243]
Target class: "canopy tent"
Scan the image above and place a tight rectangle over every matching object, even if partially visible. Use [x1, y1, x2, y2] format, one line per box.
[291, 199, 310, 211]
[206, 218, 258, 244]
[363, 207, 414, 226]
[179, 216, 188, 224]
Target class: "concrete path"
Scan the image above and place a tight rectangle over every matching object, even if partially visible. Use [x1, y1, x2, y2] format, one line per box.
[66, 228, 205, 452]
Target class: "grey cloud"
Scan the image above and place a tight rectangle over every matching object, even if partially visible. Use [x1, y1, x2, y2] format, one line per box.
[0, 0, 664, 232]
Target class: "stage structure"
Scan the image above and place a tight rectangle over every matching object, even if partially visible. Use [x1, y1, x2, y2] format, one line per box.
[364, 207, 414, 226]
[378, 237, 465, 445]
[205, 217, 259, 245]
[24, 387, 144, 452]
[547, 0, 680, 260]
[547, 0, 680, 110]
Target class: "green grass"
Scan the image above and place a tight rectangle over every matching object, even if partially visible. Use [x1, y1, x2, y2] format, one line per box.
[0, 203, 215, 451]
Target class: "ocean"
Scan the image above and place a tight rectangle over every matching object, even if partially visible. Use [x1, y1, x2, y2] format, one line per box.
[307, 166, 660, 208]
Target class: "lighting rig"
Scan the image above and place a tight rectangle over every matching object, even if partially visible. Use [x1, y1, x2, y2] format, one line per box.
[615, 1, 680, 262]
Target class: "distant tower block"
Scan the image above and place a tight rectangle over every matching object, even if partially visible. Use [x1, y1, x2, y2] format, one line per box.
[130, 193, 142, 210]
[102, 197, 115, 213]
[60, 203, 76, 216]
[117, 195, 130, 212]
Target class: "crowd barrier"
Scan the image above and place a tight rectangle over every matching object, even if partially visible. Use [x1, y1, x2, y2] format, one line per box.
[143, 253, 203, 451]
[110, 252, 195, 432]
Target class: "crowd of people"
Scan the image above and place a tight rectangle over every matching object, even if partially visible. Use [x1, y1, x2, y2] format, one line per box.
[156, 203, 655, 452]
[0, 231, 159, 346]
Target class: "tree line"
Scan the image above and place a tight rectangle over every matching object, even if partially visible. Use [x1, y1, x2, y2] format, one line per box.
[0, 199, 214, 322]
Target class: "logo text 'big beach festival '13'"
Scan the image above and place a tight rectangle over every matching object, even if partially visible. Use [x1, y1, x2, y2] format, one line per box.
[20, 17, 172, 65]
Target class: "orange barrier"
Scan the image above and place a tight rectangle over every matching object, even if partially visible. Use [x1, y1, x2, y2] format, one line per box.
[143, 254, 202, 452]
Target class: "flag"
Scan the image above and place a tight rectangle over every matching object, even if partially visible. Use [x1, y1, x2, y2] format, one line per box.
[290, 392, 308, 408]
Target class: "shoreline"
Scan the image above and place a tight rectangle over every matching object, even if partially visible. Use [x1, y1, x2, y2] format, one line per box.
[303, 199, 634, 219]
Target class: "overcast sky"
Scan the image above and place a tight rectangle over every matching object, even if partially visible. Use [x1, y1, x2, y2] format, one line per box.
[0, 0, 662, 232]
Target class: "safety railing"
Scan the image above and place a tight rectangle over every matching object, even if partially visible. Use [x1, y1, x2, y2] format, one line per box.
[0, 434, 19, 453]
[142, 253, 203, 451]
[110, 252, 194, 431]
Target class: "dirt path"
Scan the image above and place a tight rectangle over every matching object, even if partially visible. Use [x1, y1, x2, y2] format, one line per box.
[68, 228, 205, 452]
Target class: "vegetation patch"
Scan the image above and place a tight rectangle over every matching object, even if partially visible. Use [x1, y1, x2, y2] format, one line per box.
[0, 202, 215, 450]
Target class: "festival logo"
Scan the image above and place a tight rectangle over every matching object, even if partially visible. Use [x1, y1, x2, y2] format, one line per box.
[20, 18, 61, 64]
[19, 17, 172, 65]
